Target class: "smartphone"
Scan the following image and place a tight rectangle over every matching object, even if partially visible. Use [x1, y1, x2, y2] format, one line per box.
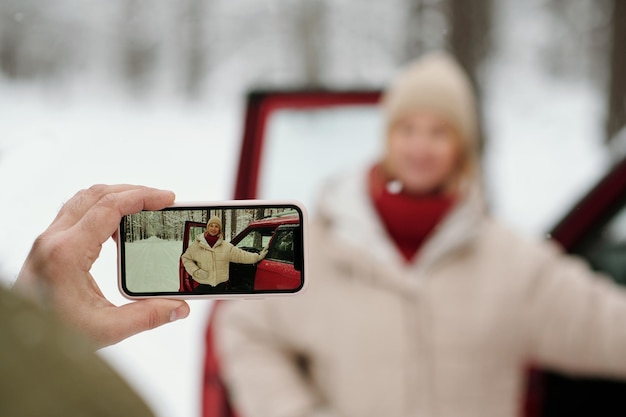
[117, 200, 307, 299]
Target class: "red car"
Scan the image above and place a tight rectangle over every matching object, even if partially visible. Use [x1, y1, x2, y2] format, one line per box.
[203, 89, 626, 417]
[228, 213, 302, 292]
[178, 213, 302, 293]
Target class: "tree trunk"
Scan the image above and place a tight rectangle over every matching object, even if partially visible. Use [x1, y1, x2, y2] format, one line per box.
[295, 0, 325, 87]
[446, 0, 492, 153]
[255, 208, 264, 221]
[607, 0, 626, 141]
[120, 0, 155, 94]
[404, 0, 429, 60]
[180, 0, 206, 99]
[0, 15, 21, 78]
[230, 208, 237, 240]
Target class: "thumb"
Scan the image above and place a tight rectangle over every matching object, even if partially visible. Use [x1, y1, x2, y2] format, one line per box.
[97, 299, 190, 348]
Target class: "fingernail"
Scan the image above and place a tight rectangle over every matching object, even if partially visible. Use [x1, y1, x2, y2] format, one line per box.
[170, 305, 189, 322]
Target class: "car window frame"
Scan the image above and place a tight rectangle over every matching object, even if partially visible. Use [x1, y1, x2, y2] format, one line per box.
[550, 157, 626, 251]
[265, 224, 299, 264]
[234, 90, 382, 199]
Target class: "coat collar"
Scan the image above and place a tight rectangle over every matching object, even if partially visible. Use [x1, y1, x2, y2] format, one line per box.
[314, 165, 487, 277]
[197, 234, 224, 250]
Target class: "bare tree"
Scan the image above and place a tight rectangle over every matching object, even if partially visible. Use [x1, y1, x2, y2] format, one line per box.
[402, 0, 492, 87]
[119, 0, 157, 94]
[179, 0, 207, 98]
[254, 208, 264, 221]
[293, 0, 326, 87]
[607, 0, 626, 141]
[230, 207, 237, 240]
[445, 0, 492, 153]
[0, 1, 23, 78]
[0, 1, 76, 81]
[404, 0, 454, 62]
[404, 0, 430, 60]
[446, 0, 492, 87]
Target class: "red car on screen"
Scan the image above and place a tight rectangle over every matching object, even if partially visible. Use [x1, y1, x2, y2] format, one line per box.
[178, 213, 302, 293]
[229, 213, 302, 292]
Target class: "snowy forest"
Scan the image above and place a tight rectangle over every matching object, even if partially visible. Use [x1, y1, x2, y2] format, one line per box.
[0, 0, 623, 142]
[1, 2, 626, 417]
[123, 206, 295, 242]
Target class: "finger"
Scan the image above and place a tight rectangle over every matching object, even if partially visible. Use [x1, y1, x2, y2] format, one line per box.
[50, 184, 153, 232]
[71, 187, 175, 248]
[95, 299, 190, 348]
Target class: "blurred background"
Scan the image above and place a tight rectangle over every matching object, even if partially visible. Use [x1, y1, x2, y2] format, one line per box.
[0, 0, 624, 416]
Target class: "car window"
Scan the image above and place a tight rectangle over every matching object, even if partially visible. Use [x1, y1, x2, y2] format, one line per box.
[266, 229, 295, 263]
[236, 229, 273, 251]
[577, 202, 626, 286]
[258, 106, 383, 210]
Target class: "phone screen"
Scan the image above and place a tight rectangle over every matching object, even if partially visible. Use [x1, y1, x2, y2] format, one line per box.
[118, 202, 306, 297]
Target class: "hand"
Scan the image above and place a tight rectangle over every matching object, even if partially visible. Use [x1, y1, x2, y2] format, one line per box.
[14, 184, 190, 348]
[193, 269, 212, 281]
[259, 246, 269, 260]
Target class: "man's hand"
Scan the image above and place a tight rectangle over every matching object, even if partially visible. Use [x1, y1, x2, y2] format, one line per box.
[14, 184, 190, 348]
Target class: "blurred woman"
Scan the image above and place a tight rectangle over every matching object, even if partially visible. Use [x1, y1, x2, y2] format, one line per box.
[182, 216, 267, 293]
[212, 53, 626, 417]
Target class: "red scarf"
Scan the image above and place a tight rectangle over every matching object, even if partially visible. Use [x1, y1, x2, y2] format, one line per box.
[369, 165, 455, 263]
[204, 233, 219, 248]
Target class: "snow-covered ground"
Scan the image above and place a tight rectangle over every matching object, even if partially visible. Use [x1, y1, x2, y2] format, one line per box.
[124, 237, 182, 293]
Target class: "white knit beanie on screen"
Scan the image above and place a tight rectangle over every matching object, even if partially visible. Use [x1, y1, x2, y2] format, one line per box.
[206, 216, 222, 231]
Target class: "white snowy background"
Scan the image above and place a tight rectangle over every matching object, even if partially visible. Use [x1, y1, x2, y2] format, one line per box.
[0, 0, 620, 416]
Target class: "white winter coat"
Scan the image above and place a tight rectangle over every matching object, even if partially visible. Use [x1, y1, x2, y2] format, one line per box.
[182, 234, 264, 287]
[214, 167, 626, 417]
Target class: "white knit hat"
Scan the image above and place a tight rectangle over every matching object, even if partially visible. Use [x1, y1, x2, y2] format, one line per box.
[381, 52, 479, 148]
[206, 216, 222, 231]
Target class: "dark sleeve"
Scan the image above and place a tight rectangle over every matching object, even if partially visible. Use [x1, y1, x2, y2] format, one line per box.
[0, 285, 154, 417]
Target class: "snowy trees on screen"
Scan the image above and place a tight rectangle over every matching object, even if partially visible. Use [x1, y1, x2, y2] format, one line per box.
[124, 209, 207, 242]
[123, 207, 293, 243]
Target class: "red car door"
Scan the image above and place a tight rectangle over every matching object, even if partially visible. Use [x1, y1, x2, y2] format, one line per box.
[254, 224, 302, 291]
[179, 221, 206, 292]
[203, 90, 383, 417]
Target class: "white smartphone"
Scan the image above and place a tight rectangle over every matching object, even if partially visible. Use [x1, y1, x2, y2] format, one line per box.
[117, 200, 307, 299]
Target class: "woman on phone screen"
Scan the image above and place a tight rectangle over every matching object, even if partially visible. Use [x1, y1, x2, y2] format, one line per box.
[182, 216, 267, 293]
